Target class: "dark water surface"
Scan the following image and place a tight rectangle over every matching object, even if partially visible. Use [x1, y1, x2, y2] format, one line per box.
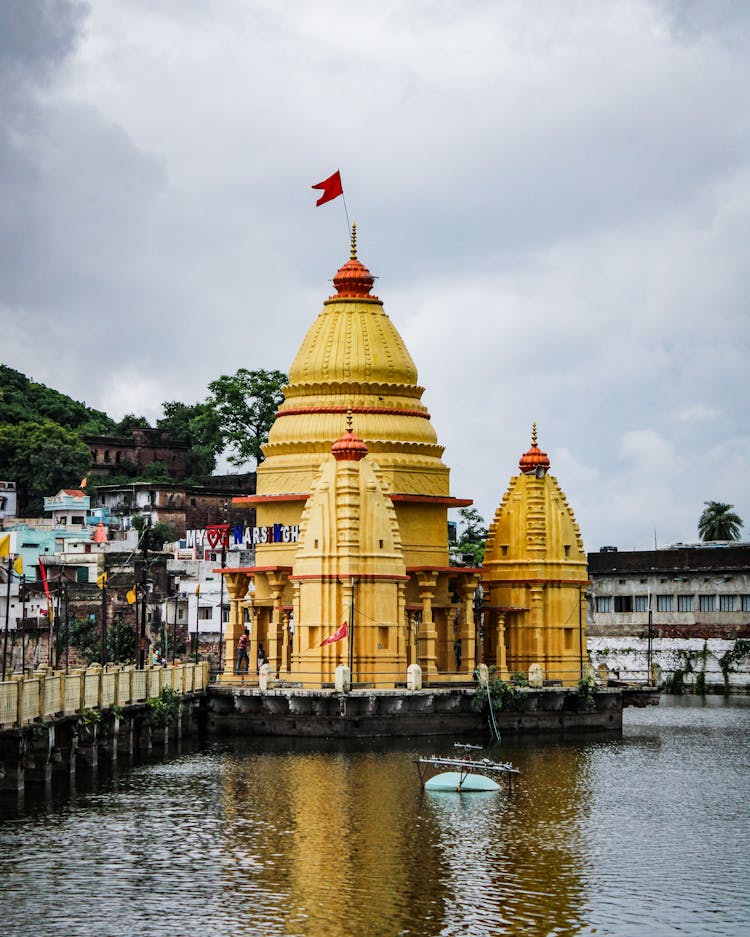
[1, 696, 748, 936]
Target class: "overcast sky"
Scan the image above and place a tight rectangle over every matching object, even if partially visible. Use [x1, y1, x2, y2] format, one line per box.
[1, 0, 748, 551]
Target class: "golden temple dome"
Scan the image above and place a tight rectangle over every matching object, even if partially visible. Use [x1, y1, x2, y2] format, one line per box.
[260, 226, 449, 498]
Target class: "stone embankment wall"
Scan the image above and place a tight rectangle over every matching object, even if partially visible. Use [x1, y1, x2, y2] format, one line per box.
[587, 636, 750, 693]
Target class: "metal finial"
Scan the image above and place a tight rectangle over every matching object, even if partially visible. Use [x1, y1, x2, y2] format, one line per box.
[346, 407, 353, 432]
[350, 223, 357, 260]
[531, 422, 538, 447]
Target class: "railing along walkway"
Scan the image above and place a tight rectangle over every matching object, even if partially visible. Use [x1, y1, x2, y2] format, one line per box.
[0, 662, 210, 730]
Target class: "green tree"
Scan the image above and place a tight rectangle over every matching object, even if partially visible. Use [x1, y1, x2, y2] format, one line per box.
[450, 507, 488, 566]
[114, 413, 151, 435]
[66, 617, 100, 666]
[157, 400, 223, 480]
[0, 420, 92, 514]
[108, 615, 137, 664]
[0, 364, 116, 432]
[139, 460, 173, 483]
[207, 368, 287, 468]
[698, 501, 744, 541]
[132, 516, 175, 550]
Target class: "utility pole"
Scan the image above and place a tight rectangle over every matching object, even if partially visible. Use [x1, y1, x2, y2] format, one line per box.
[647, 592, 653, 685]
[172, 592, 178, 664]
[217, 498, 228, 673]
[20, 576, 27, 676]
[218, 543, 226, 672]
[100, 570, 108, 666]
[137, 518, 151, 669]
[63, 582, 69, 675]
[2, 552, 11, 680]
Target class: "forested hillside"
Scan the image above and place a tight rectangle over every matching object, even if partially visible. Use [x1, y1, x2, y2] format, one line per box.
[0, 364, 117, 433]
[0, 365, 287, 515]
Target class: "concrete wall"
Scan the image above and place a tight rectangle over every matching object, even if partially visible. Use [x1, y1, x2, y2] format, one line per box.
[588, 635, 750, 693]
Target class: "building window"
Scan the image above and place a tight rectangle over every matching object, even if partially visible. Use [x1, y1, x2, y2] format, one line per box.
[614, 596, 633, 612]
[719, 595, 736, 612]
[198, 607, 212, 621]
[699, 595, 715, 612]
[677, 595, 694, 612]
[656, 595, 673, 612]
[222, 607, 229, 623]
[595, 596, 611, 613]
[742, 596, 750, 612]
[634, 595, 649, 612]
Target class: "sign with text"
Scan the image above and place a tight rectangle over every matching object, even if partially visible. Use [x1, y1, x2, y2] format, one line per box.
[184, 523, 300, 550]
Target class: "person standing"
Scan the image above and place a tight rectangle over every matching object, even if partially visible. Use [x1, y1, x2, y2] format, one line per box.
[236, 628, 249, 674]
[257, 642, 266, 673]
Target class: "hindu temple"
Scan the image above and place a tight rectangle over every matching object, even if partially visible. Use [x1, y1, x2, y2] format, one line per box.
[220, 230, 587, 689]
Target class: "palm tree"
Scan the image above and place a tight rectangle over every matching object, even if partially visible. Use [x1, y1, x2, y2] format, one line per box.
[698, 501, 744, 541]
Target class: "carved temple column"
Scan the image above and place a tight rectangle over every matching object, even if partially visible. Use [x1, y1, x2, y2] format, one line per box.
[416, 571, 438, 678]
[265, 569, 290, 674]
[457, 574, 480, 674]
[495, 610, 508, 677]
[221, 571, 251, 678]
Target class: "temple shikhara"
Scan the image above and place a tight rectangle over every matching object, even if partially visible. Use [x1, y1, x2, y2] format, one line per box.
[220, 228, 587, 688]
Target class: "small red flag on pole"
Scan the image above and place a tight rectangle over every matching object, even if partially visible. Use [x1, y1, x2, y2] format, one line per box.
[312, 170, 343, 207]
[319, 621, 348, 646]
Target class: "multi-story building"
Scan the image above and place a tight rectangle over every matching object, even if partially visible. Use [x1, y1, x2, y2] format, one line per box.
[588, 543, 750, 638]
[587, 542, 750, 690]
[94, 477, 255, 539]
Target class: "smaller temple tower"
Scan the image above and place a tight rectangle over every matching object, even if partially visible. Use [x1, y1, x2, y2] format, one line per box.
[290, 417, 408, 685]
[481, 425, 589, 686]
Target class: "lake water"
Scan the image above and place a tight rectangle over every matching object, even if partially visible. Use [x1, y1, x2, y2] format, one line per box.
[1, 695, 748, 936]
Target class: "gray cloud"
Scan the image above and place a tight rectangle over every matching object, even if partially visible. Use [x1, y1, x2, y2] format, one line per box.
[1, 0, 748, 550]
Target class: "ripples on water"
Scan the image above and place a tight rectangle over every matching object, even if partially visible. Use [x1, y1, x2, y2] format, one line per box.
[1, 696, 749, 936]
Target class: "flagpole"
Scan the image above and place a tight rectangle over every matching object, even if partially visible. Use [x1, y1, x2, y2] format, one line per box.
[341, 195, 352, 243]
[348, 576, 355, 681]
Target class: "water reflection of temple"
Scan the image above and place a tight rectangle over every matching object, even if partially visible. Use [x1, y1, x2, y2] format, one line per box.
[217, 740, 591, 935]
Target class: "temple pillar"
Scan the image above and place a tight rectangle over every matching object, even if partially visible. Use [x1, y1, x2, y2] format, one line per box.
[530, 584, 544, 664]
[265, 570, 289, 674]
[280, 610, 291, 674]
[457, 574, 480, 674]
[220, 571, 250, 681]
[416, 572, 438, 677]
[495, 611, 508, 677]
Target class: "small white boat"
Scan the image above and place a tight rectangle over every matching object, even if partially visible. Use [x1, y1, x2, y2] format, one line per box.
[417, 753, 519, 794]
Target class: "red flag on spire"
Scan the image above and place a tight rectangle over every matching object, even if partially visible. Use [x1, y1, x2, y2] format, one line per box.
[319, 621, 348, 646]
[312, 170, 343, 206]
